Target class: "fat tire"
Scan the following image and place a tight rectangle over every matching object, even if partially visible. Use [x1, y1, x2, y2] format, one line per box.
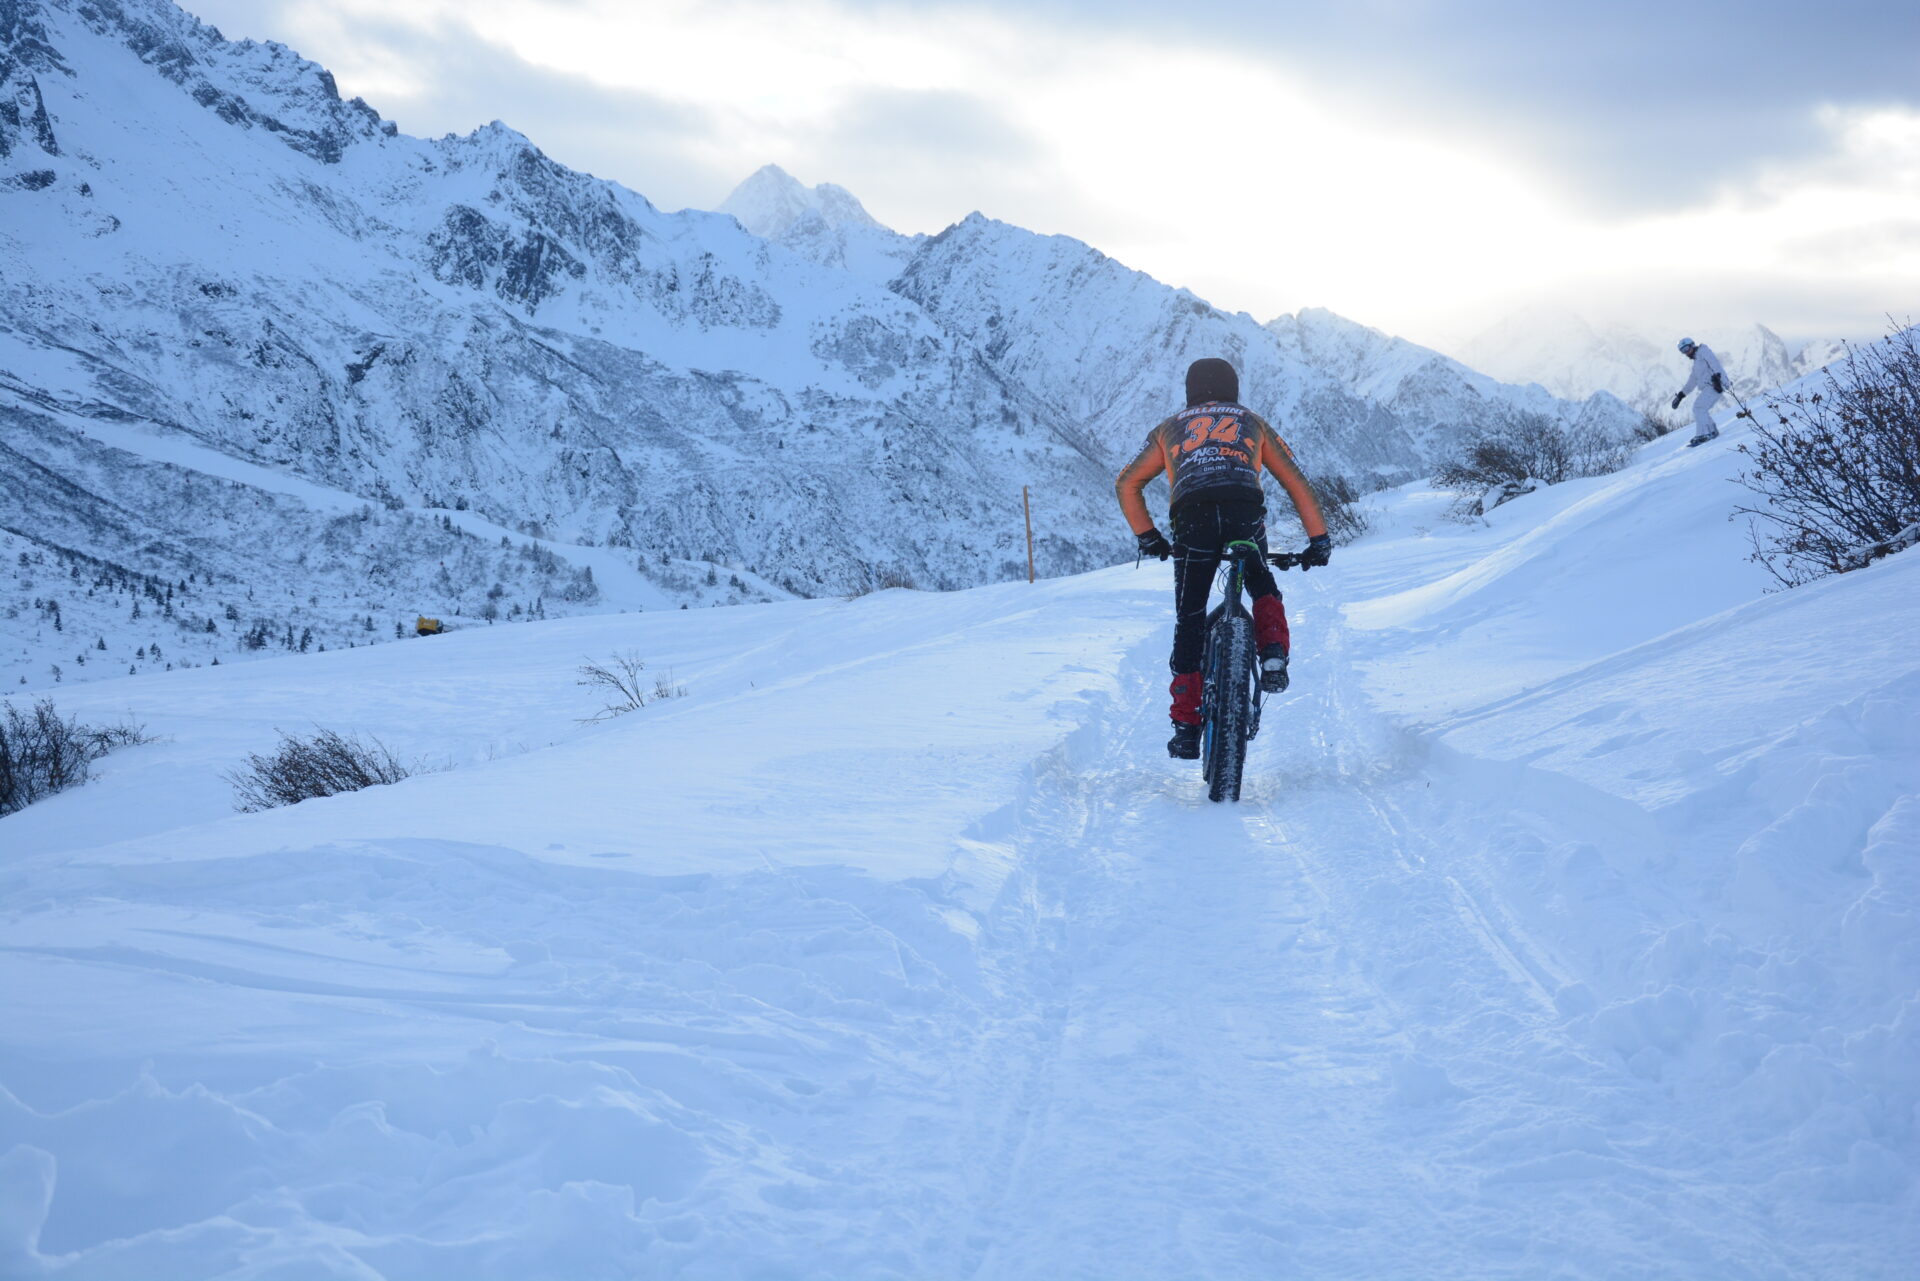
[1204, 611, 1255, 802]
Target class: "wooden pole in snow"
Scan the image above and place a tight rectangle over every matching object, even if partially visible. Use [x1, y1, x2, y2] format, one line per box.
[1023, 486, 1036, 584]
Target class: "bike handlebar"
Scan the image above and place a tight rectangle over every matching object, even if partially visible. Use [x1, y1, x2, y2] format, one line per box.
[1267, 552, 1312, 571]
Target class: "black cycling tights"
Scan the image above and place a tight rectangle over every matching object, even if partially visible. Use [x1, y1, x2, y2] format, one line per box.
[1169, 498, 1277, 675]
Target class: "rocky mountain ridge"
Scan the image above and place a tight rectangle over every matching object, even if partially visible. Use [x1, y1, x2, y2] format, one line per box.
[3, 0, 1639, 690]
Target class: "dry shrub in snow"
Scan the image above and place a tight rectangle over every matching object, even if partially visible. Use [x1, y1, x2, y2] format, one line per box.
[577, 650, 684, 723]
[1310, 473, 1372, 545]
[1633, 406, 1677, 442]
[1736, 323, 1920, 586]
[1435, 411, 1633, 517]
[846, 564, 918, 596]
[0, 699, 153, 817]
[228, 727, 414, 812]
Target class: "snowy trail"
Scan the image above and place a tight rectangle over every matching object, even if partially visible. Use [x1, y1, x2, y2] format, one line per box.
[942, 610, 1800, 1280]
[5, 445, 1918, 1276]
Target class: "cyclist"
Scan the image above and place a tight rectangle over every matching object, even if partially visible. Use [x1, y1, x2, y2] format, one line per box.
[1117, 356, 1332, 759]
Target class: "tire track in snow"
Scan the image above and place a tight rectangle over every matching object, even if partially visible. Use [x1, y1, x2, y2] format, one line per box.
[1239, 604, 1811, 1278]
[941, 600, 1808, 1279]
[946, 621, 1436, 1279]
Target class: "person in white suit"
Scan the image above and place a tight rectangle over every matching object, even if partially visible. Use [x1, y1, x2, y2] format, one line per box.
[1671, 338, 1728, 446]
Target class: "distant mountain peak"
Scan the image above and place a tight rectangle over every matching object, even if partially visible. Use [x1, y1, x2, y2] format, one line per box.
[719, 164, 886, 239]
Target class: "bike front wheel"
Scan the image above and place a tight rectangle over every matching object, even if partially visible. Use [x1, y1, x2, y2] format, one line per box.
[1202, 610, 1255, 802]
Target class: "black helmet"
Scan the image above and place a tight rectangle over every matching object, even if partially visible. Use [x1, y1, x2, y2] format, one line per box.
[1185, 357, 1238, 406]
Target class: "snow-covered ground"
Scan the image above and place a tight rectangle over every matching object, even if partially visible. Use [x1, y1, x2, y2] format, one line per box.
[3, 399, 1917, 1278]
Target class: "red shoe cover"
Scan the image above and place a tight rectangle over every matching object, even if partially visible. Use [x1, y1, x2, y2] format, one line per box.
[1253, 595, 1290, 654]
[1169, 672, 1203, 725]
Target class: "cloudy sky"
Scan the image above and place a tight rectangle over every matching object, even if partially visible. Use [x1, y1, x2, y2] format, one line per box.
[190, 0, 1918, 353]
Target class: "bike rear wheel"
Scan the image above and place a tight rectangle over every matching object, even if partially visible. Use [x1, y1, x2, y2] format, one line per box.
[1202, 610, 1255, 802]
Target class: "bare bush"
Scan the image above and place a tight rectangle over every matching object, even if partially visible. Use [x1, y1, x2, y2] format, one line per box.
[1309, 473, 1372, 545]
[1570, 421, 1635, 478]
[1, 700, 155, 817]
[1735, 322, 1920, 586]
[1435, 411, 1634, 517]
[577, 650, 682, 722]
[227, 728, 414, 812]
[1632, 405, 1678, 443]
[846, 564, 918, 597]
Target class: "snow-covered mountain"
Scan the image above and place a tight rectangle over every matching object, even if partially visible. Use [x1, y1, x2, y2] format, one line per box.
[887, 215, 1640, 492]
[710, 170, 1645, 480]
[717, 163, 918, 284]
[1457, 308, 1846, 412]
[1, 0, 1117, 686]
[3, 0, 1639, 692]
[1265, 307, 1642, 457]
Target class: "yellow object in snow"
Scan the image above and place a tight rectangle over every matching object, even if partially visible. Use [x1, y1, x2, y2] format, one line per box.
[416, 616, 445, 636]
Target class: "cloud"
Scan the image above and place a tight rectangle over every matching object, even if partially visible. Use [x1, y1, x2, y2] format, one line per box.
[905, 0, 1920, 211]
[179, 0, 1918, 346]
[804, 84, 1085, 235]
[822, 85, 1036, 171]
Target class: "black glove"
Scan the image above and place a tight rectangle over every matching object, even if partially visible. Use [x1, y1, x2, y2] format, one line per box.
[1136, 528, 1172, 561]
[1671, 392, 1685, 410]
[1711, 372, 1724, 394]
[1300, 533, 1332, 569]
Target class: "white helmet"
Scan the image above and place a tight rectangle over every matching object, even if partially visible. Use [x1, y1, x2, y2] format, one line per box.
[1677, 337, 1697, 354]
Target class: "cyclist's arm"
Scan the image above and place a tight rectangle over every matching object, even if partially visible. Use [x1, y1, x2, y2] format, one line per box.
[1115, 435, 1168, 535]
[1261, 434, 1328, 539]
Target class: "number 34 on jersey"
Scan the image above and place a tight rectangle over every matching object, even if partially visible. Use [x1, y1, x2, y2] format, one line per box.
[1179, 414, 1242, 453]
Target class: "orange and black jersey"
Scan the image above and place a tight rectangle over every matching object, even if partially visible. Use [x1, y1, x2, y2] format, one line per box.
[1115, 401, 1328, 538]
